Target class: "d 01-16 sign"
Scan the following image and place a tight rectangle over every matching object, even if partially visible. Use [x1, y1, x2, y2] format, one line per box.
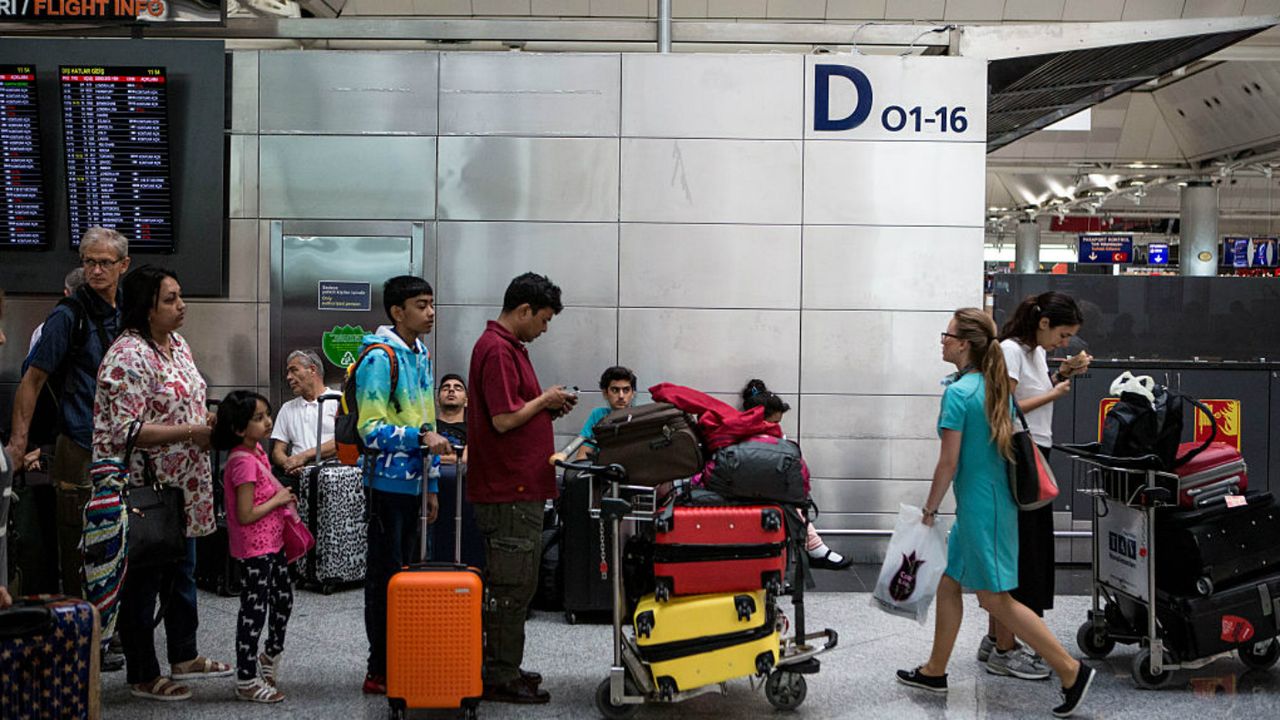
[804, 55, 987, 141]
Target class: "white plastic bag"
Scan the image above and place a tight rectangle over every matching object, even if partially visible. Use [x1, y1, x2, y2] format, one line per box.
[870, 504, 948, 625]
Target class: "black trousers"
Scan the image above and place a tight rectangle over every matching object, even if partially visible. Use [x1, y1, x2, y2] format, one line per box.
[236, 551, 293, 681]
[1011, 445, 1056, 615]
[363, 488, 420, 677]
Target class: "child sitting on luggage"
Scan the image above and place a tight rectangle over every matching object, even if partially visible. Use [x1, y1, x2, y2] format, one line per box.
[212, 391, 297, 704]
[740, 379, 852, 571]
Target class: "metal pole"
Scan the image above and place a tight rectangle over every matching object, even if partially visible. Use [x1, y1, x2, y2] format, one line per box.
[657, 0, 672, 53]
[1014, 220, 1041, 273]
[1179, 181, 1219, 276]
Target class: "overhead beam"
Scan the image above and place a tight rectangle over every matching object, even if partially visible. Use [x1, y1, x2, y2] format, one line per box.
[0, 17, 953, 47]
[959, 15, 1278, 60]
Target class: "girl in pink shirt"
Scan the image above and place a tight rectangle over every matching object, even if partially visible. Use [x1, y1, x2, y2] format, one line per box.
[212, 391, 296, 704]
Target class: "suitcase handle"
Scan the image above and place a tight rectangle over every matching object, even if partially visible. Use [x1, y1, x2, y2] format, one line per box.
[0, 602, 54, 638]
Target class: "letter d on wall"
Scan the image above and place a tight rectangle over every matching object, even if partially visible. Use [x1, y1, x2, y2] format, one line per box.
[814, 65, 873, 131]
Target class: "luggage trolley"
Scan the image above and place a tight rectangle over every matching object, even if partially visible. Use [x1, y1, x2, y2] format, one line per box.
[553, 458, 838, 718]
[1062, 449, 1280, 688]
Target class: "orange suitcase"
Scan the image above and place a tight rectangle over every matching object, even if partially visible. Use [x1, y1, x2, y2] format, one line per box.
[387, 451, 484, 719]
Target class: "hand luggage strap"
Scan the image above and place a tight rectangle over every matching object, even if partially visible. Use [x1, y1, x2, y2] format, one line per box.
[1172, 395, 1218, 469]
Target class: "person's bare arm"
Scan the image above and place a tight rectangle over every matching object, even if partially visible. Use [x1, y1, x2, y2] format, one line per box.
[3, 367, 50, 465]
[270, 439, 291, 469]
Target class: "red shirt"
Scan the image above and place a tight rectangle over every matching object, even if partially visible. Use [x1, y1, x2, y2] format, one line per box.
[466, 320, 557, 504]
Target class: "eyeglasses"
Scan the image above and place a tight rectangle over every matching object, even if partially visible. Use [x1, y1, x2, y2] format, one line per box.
[82, 257, 123, 270]
[940, 332, 963, 341]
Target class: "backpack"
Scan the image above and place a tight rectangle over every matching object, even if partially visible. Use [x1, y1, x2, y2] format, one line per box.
[1100, 382, 1215, 470]
[702, 435, 808, 505]
[333, 342, 400, 466]
[23, 291, 109, 449]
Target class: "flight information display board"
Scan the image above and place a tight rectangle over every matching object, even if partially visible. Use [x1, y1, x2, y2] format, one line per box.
[61, 65, 174, 250]
[0, 64, 48, 248]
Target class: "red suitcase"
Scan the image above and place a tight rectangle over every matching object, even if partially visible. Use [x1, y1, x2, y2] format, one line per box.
[652, 502, 788, 600]
[1176, 442, 1247, 508]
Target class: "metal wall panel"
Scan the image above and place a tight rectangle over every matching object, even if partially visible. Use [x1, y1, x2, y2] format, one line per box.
[797, 394, 939, 441]
[260, 136, 437, 219]
[621, 54, 803, 139]
[803, 140, 985, 227]
[228, 50, 259, 134]
[802, 226, 983, 310]
[228, 135, 259, 219]
[807, 478, 955, 515]
[437, 137, 620, 221]
[436, 222, 618, 307]
[183, 302, 259, 387]
[801, 310, 953, 395]
[439, 53, 620, 137]
[620, 139, 803, 224]
[434, 306, 618, 392]
[803, 55, 988, 142]
[228, 220, 260, 302]
[0, 298, 56, 383]
[618, 308, 799, 394]
[619, 224, 800, 309]
[259, 51, 439, 135]
[803, 437, 938, 481]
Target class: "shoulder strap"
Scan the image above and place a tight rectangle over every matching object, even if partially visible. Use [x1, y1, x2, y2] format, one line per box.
[356, 342, 401, 413]
[1172, 392, 1217, 468]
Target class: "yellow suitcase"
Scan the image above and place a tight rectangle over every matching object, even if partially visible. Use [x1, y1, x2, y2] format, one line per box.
[633, 590, 779, 694]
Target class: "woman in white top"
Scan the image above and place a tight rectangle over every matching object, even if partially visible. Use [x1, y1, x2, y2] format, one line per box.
[979, 292, 1090, 680]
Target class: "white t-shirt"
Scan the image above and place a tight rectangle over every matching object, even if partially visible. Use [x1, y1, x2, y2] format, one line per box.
[1000, 339, 1054, 447]
[271, 394, 338, 457]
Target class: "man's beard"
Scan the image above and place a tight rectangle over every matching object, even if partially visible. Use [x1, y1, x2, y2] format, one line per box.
[440, 401, 463, 413]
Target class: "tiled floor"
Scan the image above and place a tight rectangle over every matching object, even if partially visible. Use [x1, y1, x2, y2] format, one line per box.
[99, 566, 1280, 719]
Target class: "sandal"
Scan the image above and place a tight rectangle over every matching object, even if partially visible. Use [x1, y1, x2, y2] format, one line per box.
[237, 677, 285, 704]
[130, 676, 192, 702]
[258, 652, 281, 687]
[171, 656, 235, 680]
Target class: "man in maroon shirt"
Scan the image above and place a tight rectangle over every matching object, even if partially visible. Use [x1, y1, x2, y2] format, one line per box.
[466, 273, 577, 704]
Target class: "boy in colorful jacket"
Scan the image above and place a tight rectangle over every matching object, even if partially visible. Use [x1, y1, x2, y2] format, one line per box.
[357, 275, 450, 695]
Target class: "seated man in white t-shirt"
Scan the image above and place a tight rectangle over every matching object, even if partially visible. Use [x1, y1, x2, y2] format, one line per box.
[270, 349, 338, 476]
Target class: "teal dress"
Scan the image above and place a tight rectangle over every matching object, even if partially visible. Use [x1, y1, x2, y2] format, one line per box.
[938, 373, 1019, 592]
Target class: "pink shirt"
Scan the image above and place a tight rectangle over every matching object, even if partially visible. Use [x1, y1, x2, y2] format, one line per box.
[224, 446, 285, 560]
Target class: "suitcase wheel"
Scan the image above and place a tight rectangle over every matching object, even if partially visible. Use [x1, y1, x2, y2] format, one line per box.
[764, 573, 784, 597]
[734, 594, 757, 622]
[761, 509, 782, 532]
[594, 676, 640, 720]
[1131, 648, 1175, 689]
[1239, 639, 1280, 671]
[654, 582, 671, 603]
[635, 611, 654, 639]
[754, 650, 775, 676]
[656, 677, 678, 701]
[387, 698, 406, 720]
[764, 670, 807, 711]
[1195, 576, 1214, 596]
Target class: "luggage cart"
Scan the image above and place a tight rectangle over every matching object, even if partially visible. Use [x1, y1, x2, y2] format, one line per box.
[1062, 449, 1280, 688]
[553, 459, 838, 718]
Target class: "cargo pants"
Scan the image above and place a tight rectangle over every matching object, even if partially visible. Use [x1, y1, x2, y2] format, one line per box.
[473, 500, 543, 685]
[52, 435, 93, 598]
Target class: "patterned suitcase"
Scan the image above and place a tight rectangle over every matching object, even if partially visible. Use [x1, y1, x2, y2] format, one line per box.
[1175, 441, 1248, 508]
[387, 447, 483, 719]
[0, 595, 101, 720]
[652, 502, 787, 599]
[633, 590, 779, 696]
[296, 463, 368, 593]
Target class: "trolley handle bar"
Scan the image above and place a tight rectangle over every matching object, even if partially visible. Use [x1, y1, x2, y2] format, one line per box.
[553, 458, 627, 482]
[1054, 443, 1166, 471]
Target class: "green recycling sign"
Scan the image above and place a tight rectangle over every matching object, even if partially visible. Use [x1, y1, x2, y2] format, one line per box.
[321, 325, 368, 368]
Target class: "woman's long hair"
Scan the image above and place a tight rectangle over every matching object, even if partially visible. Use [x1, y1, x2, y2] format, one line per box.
[953, 308, 1013, 460]
[998, 291, 1083, 347]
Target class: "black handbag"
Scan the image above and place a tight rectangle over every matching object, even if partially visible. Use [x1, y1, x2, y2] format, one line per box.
[123, 421, 188, 569]
[1007, 406, 1059, 511]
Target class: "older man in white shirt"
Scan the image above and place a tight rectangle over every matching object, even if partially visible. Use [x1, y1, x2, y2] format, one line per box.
[270, 349, 338, 476]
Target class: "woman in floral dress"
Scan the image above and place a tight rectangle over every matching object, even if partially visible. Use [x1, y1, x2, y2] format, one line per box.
[94, 266, 232, 701]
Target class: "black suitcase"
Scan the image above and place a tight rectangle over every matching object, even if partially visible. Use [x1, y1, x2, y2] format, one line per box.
[430, 462, 485, 568]
[560, 468, 615, 624]
[194, 438, 241, 597]
[1157, 570, 1280, 661]
[1155, 491, 1280, 596]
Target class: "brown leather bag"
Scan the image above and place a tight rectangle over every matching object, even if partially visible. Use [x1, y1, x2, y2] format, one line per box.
[593, 403, 704, 487]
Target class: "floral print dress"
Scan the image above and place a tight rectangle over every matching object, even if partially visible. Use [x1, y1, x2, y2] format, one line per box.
[93, 330, 214, 538]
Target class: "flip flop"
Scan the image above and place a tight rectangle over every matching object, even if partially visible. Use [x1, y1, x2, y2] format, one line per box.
[130, 676, 192, 702]
[171, 656, 235, 680]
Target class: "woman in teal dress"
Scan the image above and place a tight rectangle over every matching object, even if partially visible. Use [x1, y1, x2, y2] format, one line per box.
[896, 308, 1096, 719]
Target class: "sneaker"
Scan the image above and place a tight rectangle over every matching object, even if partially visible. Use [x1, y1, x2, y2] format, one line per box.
[895, 666, 948, 694]
[1052, 663, 1096, 718]
[977, 635, 996, 663]
[987, 647, 1052, 680]
[362, 673, 387, 695]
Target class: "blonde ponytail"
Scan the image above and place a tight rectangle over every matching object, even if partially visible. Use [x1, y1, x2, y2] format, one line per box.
[952, 308, 1014, 460]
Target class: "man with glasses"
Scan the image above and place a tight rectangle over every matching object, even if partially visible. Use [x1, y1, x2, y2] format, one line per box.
[5, 227, 130, 613]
